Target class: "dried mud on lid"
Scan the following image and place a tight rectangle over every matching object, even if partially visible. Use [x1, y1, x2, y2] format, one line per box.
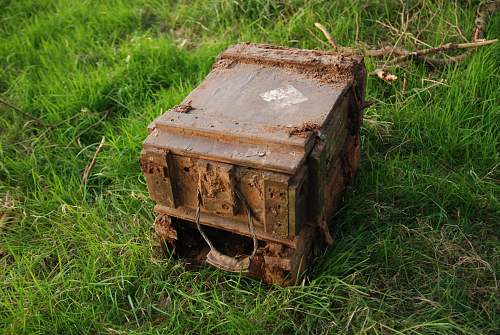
[214, 42, 365, 87]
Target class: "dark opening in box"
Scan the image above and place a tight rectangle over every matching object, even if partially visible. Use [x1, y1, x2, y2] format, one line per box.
[161, 217, 296, 283]
[170, 218, 259, 265]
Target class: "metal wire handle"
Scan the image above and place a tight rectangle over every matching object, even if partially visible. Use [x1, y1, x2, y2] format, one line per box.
[234, 187, 258, 258]
[195, 185, 258, 271]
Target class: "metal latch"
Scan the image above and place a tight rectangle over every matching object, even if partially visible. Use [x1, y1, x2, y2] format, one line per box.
[140, 149, 175, 207]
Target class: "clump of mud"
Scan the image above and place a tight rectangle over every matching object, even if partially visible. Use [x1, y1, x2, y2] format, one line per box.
[288, 121, 321, 137]
[171, 100, 194, 113]
[215, 43, 365, 87]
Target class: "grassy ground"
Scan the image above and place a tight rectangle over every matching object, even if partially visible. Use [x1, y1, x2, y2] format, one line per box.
[0, 0, 498, 334]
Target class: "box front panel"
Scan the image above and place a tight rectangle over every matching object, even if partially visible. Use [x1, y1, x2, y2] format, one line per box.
[142, 150, 304, 240]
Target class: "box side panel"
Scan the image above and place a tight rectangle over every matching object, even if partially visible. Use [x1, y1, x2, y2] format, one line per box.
[307, 92, 350, 223]
[308, 87, 362, 224]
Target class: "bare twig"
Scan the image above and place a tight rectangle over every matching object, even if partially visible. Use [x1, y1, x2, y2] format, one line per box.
[0, 97, 45, 125]
[314, 22, 338, 51]
[314, 0, 499, 83]
[376, 20, 432, 48]
[452, 2, 469, 42]
[413, 1, 499, 66]
[81, 136, 106, 186]
[363, 45, 408, 57]
[390, 39, 497, 65]
[36, 110, 93, 140]
[306, 28, 331, 48]
[75, 106, 114, 141]
[474, 0, 500, 41]
[0, 192, 14, 227]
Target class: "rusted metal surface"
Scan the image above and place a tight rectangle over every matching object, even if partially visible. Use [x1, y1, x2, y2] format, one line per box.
[141, 43, 366, 285]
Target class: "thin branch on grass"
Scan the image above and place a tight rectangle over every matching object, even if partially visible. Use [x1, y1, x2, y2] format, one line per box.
[376, 19, 433, 48]
[474, 0, 499, 41]
[389, 39, 497, 65]
[306, 28, 331, 48]
[362, 46, 408, 57]
[0, 97, 45, 125]
[36, 111, 92, 141]
[314, 22, 338, 51]
[314, 0, 499, 82]
[74, 106, 115, 142]
[0, 191, 14, 226]
[81, 136, 106, 186]
[0, 96, 113, 147]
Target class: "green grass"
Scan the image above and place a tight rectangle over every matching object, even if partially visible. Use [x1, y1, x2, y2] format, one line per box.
[0, 0, 498, 334]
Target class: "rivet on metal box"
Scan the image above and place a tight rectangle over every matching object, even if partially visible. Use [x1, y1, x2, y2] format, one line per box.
[140, 43, 366, 285]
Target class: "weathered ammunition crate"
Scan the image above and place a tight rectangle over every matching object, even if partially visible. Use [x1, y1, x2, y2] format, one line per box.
[141, 43, 366, 285]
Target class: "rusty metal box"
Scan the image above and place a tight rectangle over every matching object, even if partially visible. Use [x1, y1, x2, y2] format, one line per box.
[141, 43, 366, 285]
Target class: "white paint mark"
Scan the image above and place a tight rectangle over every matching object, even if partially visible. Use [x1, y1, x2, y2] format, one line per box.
[259, 85, 308, 107]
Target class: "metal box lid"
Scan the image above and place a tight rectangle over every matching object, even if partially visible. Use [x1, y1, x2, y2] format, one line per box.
[144, 43, 364, 174]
